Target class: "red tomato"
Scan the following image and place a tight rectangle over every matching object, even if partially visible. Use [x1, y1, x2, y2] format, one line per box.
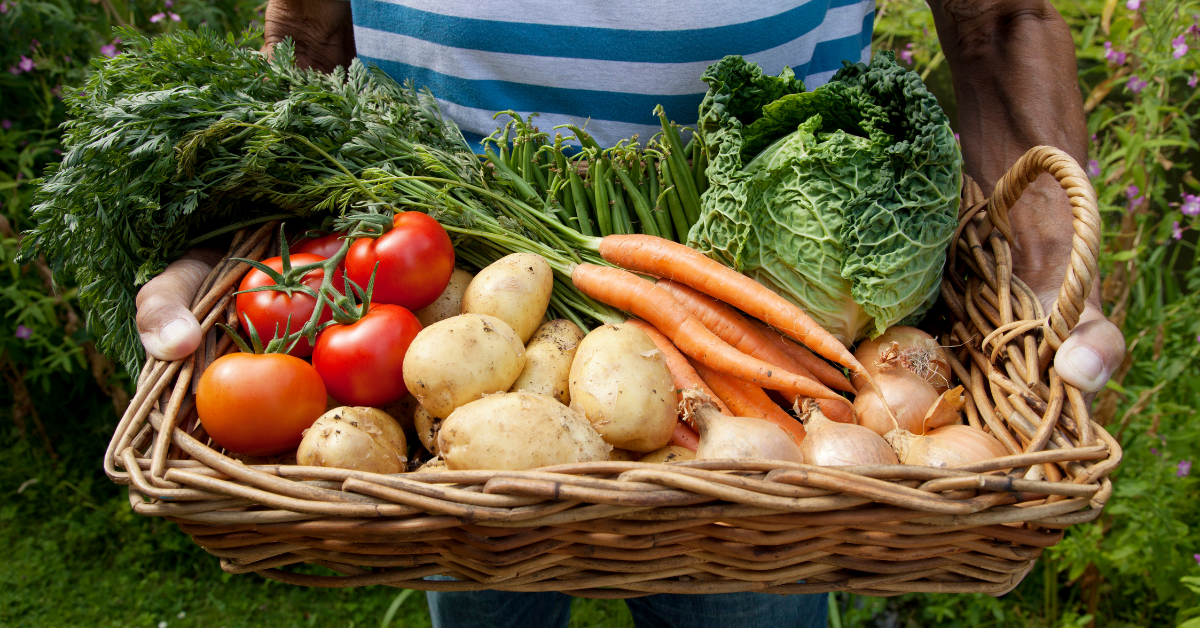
[345, 212, 454, 311]
[236, 253, 342, 357]
[195, 352, 327, 456]
[312, 304, 422, 407]
[291, 232, 346, 259]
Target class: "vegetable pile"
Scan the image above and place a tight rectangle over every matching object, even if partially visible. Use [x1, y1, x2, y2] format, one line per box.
[23, 28, 1018, 476]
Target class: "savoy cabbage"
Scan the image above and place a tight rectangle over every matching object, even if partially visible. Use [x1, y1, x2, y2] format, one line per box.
[688, 53, 961, 346]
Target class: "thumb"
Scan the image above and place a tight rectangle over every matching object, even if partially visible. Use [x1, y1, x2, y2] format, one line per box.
[135, 253, 218, 361]
[1053, 307, 1126, 394]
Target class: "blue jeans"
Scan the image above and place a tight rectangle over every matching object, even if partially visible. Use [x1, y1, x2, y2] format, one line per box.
[426, 589, 828, 628]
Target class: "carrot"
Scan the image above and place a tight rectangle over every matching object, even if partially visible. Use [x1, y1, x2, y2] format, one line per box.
[654, 280, 834, 396]
[669, 421, 700, 452]
[597, 234, 866, 375]
[690, 359, 806, 445]
[571, 264, 844, 403]
[749, 319, 856, 394]
[624, 319, 731, 416]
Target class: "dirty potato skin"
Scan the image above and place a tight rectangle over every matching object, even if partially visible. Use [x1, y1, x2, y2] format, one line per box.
[415, 268, 474, 328]
[437, 392, 611, 470]
[296, 407, 408, 474]
[460, 253, 553, 343]
[403, 314, 526, 419]
[638, 445, 695, 464]
[413, 403, 442, 455]
[510, 319, 585, 404]
[568, 324, 678, 452]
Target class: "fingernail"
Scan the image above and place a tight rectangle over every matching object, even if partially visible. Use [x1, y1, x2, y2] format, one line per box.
[158, 318, 193, 352]
[1064, 345, 1104, 383]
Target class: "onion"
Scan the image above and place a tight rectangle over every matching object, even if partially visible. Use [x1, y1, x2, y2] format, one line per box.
[297, 406, 408, 474]
[682, 390, 804, 463]
[852, 357, 942, 436]
[853, 327, 952, 393]
[885, 425, 1008, 468]
[798, 400, 898, 466]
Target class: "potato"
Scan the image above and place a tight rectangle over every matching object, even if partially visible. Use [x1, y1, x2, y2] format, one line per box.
[415, 268, 474, 328]
[416, 456, 449, 473]
[413, 403, 442, 455]
[609, 448, 641, 461]
[437, 392, 611, 470]
[403, 314, 526, 419]
[377, 394, 419, 433]
[461, 253, 553, 343]
[509, 319, 585, 404]
[638, 445, 695, 464]
[569, 324, 677, 452]
[296, 407, 407, 474]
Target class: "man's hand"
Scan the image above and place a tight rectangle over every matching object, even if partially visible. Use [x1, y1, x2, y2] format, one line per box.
[930, 0, 1126, 396]
[263, 0, 355, 72]
[136, 249, 222, 361]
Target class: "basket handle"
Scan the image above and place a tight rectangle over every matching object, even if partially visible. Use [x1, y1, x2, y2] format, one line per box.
[985, 146, 1102, 350]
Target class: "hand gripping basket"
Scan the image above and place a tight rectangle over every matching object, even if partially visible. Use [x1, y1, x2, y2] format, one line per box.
[104, 146, 1120, 598]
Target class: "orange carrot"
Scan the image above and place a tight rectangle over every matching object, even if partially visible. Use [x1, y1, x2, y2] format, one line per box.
[749, 319, 856, 394]
[669, 421, 700, 452]
[690, 359, 806, 445]
[597, 234, 866, 375]
[572, 264, 843, 403]
[625, 319, 731, 416]
[655, 280, 835, 397]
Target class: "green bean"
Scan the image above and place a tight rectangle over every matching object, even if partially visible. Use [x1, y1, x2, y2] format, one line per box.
[569, 169, 594, 236]
[592, 156, 612, 236]
[612, 165, 660, 237]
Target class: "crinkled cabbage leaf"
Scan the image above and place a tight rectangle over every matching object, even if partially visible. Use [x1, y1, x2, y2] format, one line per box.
[688, 53, 961, 345]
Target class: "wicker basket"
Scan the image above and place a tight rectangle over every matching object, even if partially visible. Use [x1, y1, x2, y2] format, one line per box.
[103, 146, 1120, 598]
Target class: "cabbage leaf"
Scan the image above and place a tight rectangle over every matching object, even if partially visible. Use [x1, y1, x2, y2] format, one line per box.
[688, 53, 961, 345]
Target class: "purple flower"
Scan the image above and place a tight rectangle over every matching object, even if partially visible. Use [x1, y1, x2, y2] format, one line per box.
[7, 66, 18, 76]
[1127, 75, 1148, 93]
[1195, 554, 1200, 566]
[14, 325, 32, 340]
[1151, 447, 1160, 455]
[0, 2, 8, 14]
[100, 43, 117, 58]
[50, 84, 61, 99]
[899, 43, 914, 65]
[1179, 460, 1192, 477]
[1103, 42, 1128, 66]
[150, 11, 166, 22]
[30, 39, 38, 50]
[1182, 193, 1200, 216]
[1173, 221, 1184, 240]
[164, 0, 173, 5]
[1174, 34, 1190, 58]
[1191, 72, 1199, 88]
[17, 55, 32, 73]
[1127, 0, 1141, 9]
[52, 148, 61, 155]
[63, 55, 70, 63]
[953, 133, 960, 143]
[0, 120, 10, 130]
[169, 11, 180, 21]
[1087, 159, 1101, 178]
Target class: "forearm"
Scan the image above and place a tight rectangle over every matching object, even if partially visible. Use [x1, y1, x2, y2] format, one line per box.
[264, 0, 356, 72]
[928, 0, 1089, 298]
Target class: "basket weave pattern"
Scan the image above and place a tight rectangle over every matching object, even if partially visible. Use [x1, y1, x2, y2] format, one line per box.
[104, 146, 1121, 598]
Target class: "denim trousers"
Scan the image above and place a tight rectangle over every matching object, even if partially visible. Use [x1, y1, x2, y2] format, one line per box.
[425, 589, 828, 628]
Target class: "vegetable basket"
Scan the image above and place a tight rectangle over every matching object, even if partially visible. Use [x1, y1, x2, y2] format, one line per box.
[104, 145, 1120, 598]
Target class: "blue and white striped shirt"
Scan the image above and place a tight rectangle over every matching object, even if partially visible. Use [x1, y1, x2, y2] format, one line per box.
[349, 0, 876, 148]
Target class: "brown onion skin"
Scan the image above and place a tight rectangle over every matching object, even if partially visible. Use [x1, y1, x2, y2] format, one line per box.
[853, 326, 952, 393]
[887, 425, 1008, 468]
[853, 366, 942, 436]
[800, 405, 898, 466]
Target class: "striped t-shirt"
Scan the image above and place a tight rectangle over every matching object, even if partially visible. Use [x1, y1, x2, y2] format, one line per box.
[349, 0, 876, 148]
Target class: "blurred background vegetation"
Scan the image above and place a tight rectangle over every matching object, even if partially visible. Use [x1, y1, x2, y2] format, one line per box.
[1, 0, 1198, 626]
